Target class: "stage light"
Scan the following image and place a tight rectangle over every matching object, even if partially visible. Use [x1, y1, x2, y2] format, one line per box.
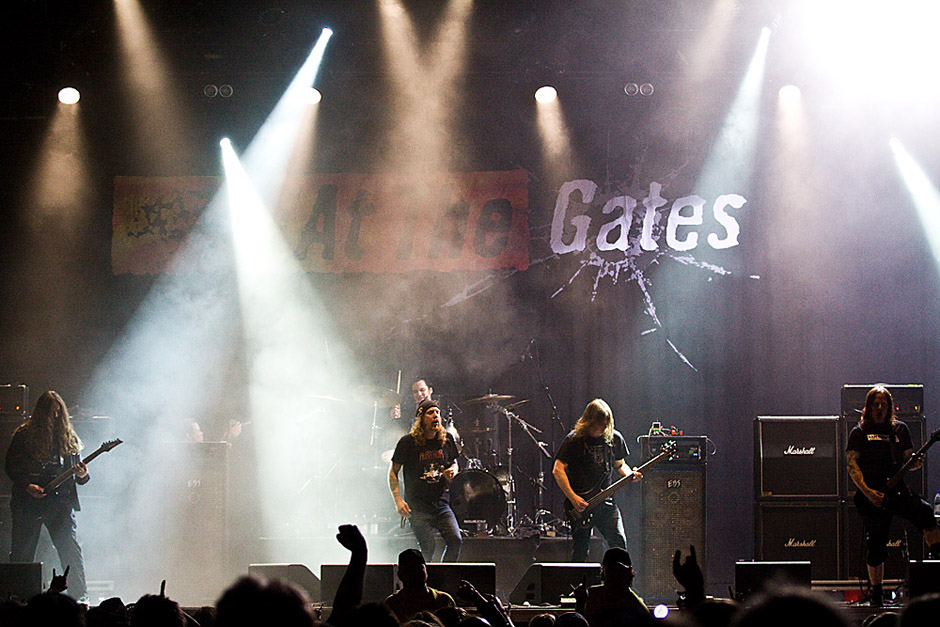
[306, 87, 322, 104]
[220, 137, 231, 149]
[639, 83, 654, 96]
[219, 84, 234, 98]
[58, 87, 81, 105]
[535, 85, 557, 103]
[890, 137, 940, 273]
[778, 84, 801, 104]
[654, 604, 670, 619]
[623, 82, 639, 96]
[204, 84, 219, 98]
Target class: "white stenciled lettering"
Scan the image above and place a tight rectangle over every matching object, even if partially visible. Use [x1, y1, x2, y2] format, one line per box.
[708, 194, 745, 249]
[550, 180, 596, 254]
[783, 446, 816, 455]
[785, 538, 817, 548]
[596, 195, 636, 251]
[667, 195, 705, 251]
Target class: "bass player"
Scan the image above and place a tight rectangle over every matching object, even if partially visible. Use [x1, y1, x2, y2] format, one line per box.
[846, 384, 940, 606]
[553, 398, 642, 562]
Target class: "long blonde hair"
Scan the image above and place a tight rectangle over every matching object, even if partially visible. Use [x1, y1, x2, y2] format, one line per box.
[410, 408, 446, 446]
[18, 390, 83, 458]
[573, 398, 615, 444]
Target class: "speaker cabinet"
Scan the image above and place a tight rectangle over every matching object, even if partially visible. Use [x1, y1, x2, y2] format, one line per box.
[426, 563, 496, 605]
[0, 562, 42, 602]
[755, 501, 841, 580]
[508, 563, 601, 605]
[842, 503, 924, 580]
[841, 384, 924, 418]
[755, 417, 841, 499]
[734, 561, 811, 599]
[320, 564, 396, 604]
[638, 464, 706, 601]
[164, 442, 230, 605]
[908, 561, 940, 599]
[249, 564, 320, 601]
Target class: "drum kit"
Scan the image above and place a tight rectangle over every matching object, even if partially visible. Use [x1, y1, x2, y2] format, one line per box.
[310, 385, 552, 536]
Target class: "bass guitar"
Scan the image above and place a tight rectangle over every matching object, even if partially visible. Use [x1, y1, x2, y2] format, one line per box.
[42, 439, 123, 494]
[879, 428, 940, 508]
[565, 440, 676, 528]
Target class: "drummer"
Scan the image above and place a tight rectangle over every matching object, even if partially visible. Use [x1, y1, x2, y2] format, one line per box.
[389, 398, 462, 561]
[390, 377, 435, 422]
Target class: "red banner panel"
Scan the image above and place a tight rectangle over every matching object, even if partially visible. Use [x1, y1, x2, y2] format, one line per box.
[112, 170, 530, 275]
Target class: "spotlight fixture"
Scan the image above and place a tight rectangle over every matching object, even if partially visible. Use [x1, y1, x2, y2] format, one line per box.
[204, 84, 219, 98]
[778, 84, 801, 103]
[534, 85, 557, 103]
[219, 84, 234, 98]
[58, 87, 81, 105]
[306, 87, 322, 104]
[624, 82, 654, 96]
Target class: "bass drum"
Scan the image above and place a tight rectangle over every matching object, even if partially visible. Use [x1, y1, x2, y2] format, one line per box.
[449, 470, 506, 531]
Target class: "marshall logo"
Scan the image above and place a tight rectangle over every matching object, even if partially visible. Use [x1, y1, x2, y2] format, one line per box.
[888, 539, 903, 548]
[785, 538, 817, 548]
[783, 446, 816, 455]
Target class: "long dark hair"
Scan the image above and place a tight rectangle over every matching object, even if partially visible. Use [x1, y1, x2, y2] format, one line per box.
[860, 385, 897, 426]
[18, 390, 83, 458]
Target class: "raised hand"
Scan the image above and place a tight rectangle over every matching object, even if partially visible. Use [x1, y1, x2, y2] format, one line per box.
[673, 545, 705, 605]
[336, 524, 367, 555]
[49, 565, 70, 594]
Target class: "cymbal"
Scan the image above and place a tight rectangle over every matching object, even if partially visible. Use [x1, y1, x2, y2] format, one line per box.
[506, 399, 529, 411]
[465, 393, 514, 405]
[355, 385, 402, 408]
[307, 394, 346, 403]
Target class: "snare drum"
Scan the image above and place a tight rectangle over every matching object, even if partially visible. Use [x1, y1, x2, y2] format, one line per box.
[449, 469, 506, 531]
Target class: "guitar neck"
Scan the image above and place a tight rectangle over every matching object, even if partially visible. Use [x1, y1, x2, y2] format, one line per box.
[585, 450, 669, 509]
[884, 433, 939, 492]
[45, 446, 105, 491]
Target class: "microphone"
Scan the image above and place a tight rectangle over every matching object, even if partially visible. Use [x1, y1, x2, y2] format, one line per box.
[520, 338, 536, 362]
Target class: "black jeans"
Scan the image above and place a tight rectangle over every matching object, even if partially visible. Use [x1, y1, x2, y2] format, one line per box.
[10, 498, 87, 599]
[571, 500, 626, 562]
[854, 489, 937, 567]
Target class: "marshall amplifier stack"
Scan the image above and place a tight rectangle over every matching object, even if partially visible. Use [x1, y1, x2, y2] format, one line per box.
[754, 384, 928, 581]
[754, 416, 842, 580]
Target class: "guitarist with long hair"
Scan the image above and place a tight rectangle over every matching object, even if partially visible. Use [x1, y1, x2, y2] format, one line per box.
[846, 385, 940, 606]
[4, 390, 90, 601]
[553, 399, 641, 562]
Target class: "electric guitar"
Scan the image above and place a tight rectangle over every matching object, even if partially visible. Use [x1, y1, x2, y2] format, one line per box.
[564, 440, 677, 528]
[42, 439, 123, 494]
[879, 429, 940, 508]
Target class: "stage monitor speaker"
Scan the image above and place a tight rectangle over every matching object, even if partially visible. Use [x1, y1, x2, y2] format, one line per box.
[755, 416, 841, 499]
[908, 560, 940, 599]
[508, 563, 601, 605]
[320, 564, 396, 604]
[639, 464, 705, 602]
[734, 561, 811, 599]
[249, 564, 320, 601]
[755, 501, 841, 580]
[841, 384, 924, 417]
[842, 503, 924, 580]
[0, 562, 43, 601]
[426, 563, 496, 606]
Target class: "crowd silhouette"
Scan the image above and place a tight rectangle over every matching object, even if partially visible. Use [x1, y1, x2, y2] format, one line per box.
[3, 525, 940, 626]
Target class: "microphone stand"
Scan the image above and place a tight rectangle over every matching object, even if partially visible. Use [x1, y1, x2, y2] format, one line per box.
[500, 407, 552, 535]
[526, 339, 564, 517]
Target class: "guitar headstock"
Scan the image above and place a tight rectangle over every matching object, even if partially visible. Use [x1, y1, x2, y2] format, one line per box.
[662, 440, 678, 456]
[101, 439, 123, 452]
[930, 430, 940, 444]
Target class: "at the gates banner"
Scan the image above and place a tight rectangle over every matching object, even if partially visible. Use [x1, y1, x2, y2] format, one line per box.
[112, 170, 530, 275]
